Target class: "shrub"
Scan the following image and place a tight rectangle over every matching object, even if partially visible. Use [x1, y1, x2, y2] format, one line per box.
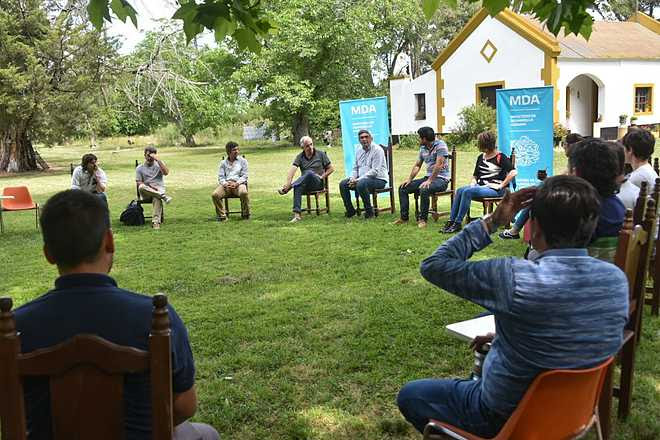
[397, 133, 419, 149]
[449, 102, 496, 145]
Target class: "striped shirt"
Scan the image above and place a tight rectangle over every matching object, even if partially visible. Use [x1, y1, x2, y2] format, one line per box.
[420, 220, 628, 417]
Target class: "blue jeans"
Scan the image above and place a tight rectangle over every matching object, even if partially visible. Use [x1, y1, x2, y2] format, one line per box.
[398, 177, 449, 221]
[397, 378, 506, 438]
[450, 185, 504, 223]
[93, 191, 108, 207]
[513, 206, 530, 230]
[339, 177, 386, 214]
[292, 170, 324, 213]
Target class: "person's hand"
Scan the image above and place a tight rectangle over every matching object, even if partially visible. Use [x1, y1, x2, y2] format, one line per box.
[400, 178, 411, 188]
[348, 178, 357, 188]
[150, 153, 159, 161]
[420, 179, 431, 189]
[492, 187, 537, 226]
[469, 333, 495, 350]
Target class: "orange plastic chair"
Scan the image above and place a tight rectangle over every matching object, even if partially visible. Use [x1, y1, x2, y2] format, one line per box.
[1, 186, 40, 233]
[423, 357, 613, 440]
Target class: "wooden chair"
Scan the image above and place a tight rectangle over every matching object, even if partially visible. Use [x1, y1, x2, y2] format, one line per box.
[302, 176, 330, 215]
[355, 144, 395, 217]
[423, 357, 614, 440]
[135, 159, 163, 223]
[217, 155, 249, 218]
[0, 186, 39, 233]
[414, 145, 456, 221]
[598, 203, 655, 439]
[0, 294, 173, 440]
[645, 177, 660, 316]
[467, 148, 516, 222]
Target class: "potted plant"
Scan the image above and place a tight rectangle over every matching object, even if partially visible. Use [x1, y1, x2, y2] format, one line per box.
[619, 114, 628, 126]
[630, 115, 638, 126]
[553, 123, 568, 147]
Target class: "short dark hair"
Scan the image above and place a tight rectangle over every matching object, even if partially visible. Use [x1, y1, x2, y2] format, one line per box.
[417, 126, 435, 143]
[608, 141, 626, 176]
[530, 175, 600, 249]
[357, 129, 371, 137]
[144, 145, 157, 155]
[81, 153, 97, 169]
[622, 128, 655, 160]
[225, 141, 239, 155]
[569, 138, 620, 197]
[477, 131, 497, 151]
[40, 190, 110, 269]
[565, 133, 583, 146]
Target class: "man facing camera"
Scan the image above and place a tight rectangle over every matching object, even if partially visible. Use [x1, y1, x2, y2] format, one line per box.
[339, 129, 388, 219]
[278, 136, 334, 223]
[398, 176, 628, 437]
[211, 141, 249, 221]
[136, 146, 171, 230]
[13, 190, 218, 440]
[71, 153, 108, 205]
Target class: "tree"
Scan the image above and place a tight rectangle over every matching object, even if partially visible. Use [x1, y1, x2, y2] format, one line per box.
[592, 0, 659, 20]
[234, 0, 378, 145]
[115, 25, 241, 146]
[0, 0, 116, 172]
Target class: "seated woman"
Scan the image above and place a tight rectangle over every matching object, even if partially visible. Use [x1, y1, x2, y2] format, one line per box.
[441, 131, 516, 233]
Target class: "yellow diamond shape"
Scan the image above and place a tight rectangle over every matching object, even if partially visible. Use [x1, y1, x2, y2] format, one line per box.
[480, 40, 498, 63]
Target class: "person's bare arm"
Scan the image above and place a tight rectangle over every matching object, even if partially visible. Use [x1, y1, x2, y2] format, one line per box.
[402, 160, 423, 187]
[173, 386, 197, 426]
[282, 165, 298, 190]
[497, 169, 518, 190]
[320, 164, 335, 179]
[152, 154, 169, 175]
[420, 156, 446, 189]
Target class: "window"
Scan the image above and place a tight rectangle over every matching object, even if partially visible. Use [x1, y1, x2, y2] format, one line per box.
[634, 84, 653, 115]
[476, 81, 505, 109]
[415, 93, 426, 120]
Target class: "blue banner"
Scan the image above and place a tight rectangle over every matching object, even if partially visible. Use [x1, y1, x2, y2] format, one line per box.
[496, 86, 554, 189]
[339, 96, 390, 178]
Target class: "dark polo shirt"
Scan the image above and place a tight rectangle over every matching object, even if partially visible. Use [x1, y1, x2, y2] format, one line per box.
[293, 149, 331, 175]
[14, 273, 195, 440]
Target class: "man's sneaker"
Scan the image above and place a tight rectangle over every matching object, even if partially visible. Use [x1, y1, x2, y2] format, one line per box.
[345, 210, 357, 218]
[417, 220, 427, 229]
[162, 195, 172, 204]
[242, 214, 250, 220]
[152, 222, 161, 230]
[440, 221, 453, 233]
[499, 229, 520, 240]
[393, 218, 408, 225]
[444, 222, 462, 233]
[216, 216, 227, 222]
[364, 210, 375, 220]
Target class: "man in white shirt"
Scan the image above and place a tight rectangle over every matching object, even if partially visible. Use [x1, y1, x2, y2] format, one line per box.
[623, 128, 658, 189]
[71, 153, 108, 205]
[136, 146, 171, 230]
[211, 141, 249, 221]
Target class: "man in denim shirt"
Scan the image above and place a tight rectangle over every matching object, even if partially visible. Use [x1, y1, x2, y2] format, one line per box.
[397, 176, 628, 437]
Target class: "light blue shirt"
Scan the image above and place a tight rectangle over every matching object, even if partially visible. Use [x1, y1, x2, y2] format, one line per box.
[351, 143, 388, 182]
[420, 220, 628, 417]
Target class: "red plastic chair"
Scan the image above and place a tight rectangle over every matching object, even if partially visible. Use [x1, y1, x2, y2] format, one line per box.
[1, 186, 40, 233]
[423, 357, 614, 440]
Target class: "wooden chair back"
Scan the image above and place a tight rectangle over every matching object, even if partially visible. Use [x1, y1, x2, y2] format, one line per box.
[424, 357, 614, 440]
[654, 157, 659, 176]
[645, 177, 660, 316]
[0, 294, 173, 440]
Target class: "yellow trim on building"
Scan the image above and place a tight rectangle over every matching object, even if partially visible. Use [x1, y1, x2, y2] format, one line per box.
[541, 53, 560, 123]
[495, 10, 560, 56]
[630, 12, 660, 35]
[475, 81, 505, 104]
[436, 69, 445, 132]
[633, 83, 654, 115]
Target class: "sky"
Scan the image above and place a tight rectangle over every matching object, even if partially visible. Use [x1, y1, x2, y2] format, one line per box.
[107, 0, 180, 54]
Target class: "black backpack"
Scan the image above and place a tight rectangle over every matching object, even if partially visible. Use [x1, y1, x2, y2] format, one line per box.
[120, 200, 145, 226]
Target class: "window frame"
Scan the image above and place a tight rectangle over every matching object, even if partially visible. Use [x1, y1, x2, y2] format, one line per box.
[633, 83, 654, 116]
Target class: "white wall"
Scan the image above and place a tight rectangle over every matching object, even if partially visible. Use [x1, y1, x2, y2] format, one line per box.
[558, 59, 660, 132]
[441, 16, 545, 132]
[566, 75, 596, 136]
[389, 70, 437, 135]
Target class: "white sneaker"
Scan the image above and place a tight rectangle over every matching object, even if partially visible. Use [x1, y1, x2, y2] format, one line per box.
[162, 195, 172, 204]
[290, 216, 302, 223]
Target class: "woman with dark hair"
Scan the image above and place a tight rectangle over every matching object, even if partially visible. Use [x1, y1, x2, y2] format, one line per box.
[441, 131, 516, 233]
[71, 153, 108, 205]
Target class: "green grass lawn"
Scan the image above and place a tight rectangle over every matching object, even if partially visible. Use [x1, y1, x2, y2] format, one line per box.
[1, 138, 658, 439]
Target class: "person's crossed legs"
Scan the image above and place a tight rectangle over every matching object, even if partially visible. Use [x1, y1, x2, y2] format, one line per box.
[397, 378, 506, 438]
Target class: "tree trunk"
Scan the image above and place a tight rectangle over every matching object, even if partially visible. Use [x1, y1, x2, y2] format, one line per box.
[0, 127, 39, 173]
[292, 112, 309, 147]
[184, 133, 196, 147]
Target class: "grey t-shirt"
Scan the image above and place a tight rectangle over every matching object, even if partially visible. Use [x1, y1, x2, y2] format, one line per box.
[293, 149, 331, 175]
[136, 162, 165, 191]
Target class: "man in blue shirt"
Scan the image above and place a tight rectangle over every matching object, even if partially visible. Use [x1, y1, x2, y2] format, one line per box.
[393, 126, 450, 228]
[397, 176, 628, 437]
[14, 190, 218, 440]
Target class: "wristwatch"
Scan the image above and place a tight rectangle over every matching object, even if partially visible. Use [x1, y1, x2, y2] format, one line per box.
[482, 213, 500, 234]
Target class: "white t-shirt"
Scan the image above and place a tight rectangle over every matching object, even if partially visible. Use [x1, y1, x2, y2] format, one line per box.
[617, 179, 640, 210]
[629, 163, 658, 190]
[71, 165, 107, 193]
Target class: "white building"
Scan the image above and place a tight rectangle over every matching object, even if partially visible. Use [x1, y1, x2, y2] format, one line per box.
[390, 9, 660, 139]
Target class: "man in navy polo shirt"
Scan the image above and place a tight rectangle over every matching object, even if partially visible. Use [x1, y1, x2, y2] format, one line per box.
[14, 190, 218, 440]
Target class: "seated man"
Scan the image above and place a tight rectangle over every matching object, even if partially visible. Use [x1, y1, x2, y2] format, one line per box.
[398, 176, 628, 437]
[393, 126, 449, 228]
[339, 129, 388, 219]
[278, 135, 334, 223]
[71, 153, 108, 205]
[136, 146, 171, 230]
[14, 190, 218, 440]
[623, 127, 658, 189]
[211, 141, 249, 221]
